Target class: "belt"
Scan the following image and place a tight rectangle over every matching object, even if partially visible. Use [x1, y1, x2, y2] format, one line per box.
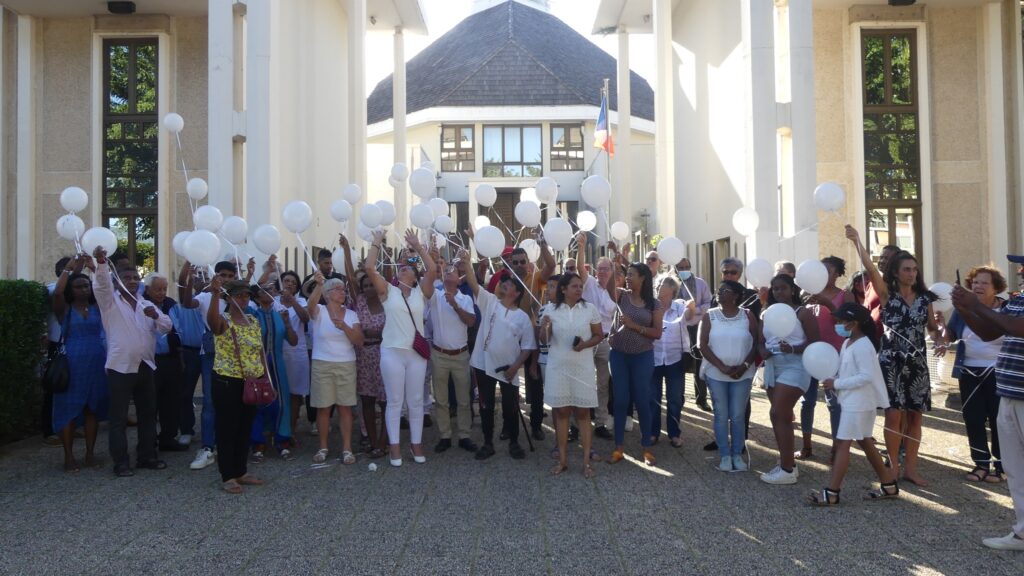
[363, 339, 382, 347]
[432, 344, 468, 356]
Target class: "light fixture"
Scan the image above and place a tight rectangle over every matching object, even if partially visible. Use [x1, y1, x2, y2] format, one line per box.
[107, 1, 136, 15]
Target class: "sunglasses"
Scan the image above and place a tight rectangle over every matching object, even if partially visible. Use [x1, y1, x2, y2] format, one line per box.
[646, 256, 659, 262]
[510, 259, 528, 266]
[721, 269, 740, 276]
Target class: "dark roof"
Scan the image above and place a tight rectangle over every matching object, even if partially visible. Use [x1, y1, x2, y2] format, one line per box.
[367, 0, 655, 124]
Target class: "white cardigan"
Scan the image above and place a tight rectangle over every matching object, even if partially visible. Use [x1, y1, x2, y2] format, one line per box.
[833, 336, 890, 412]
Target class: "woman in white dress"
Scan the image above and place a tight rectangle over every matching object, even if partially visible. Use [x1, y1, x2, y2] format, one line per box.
[540, 273, 604, 478]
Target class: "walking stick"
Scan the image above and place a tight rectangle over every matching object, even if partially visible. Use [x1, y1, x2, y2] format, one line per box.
[517, 388, 535, 452]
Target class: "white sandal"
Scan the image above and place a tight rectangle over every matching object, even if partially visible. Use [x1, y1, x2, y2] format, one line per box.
[342, 451, 356, 465]
[312, 448, 328, 464]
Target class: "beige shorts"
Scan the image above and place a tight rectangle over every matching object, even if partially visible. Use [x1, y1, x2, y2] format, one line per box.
[310, 359, 357, 408]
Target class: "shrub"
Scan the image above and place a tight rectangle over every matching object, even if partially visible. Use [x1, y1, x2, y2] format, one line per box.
[0, 280, 48, 443]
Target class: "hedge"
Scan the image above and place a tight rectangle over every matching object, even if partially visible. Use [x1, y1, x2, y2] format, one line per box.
[0, 280, 48, 443]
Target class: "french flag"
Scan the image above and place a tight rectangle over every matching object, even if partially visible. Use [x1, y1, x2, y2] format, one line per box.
[593, 92, 614, 157]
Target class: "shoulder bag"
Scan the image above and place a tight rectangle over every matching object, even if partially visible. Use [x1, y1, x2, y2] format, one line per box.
[228, 317, 277, 406]
[401, 292, 431, 359]
[42, 314, 71, 394]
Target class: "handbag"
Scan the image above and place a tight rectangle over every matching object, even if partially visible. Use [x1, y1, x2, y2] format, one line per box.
[228, 317, 277, 406]
[401, 292, 431, 359]
[42, 315, 71, 394]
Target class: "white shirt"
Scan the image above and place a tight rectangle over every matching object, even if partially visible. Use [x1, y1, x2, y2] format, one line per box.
[310, 305, 360, 362]
[833, 336, 890, 412]
[428, 288, 474, 350]
[93, 261, 173, 373]
[582, 275, 616, 334]
[275, 295, 309, 351]
[194, 291, 225, 330]
[655, 300, 691, 366]
[382, 284, 426, 350]
[702, 307, 755, 382]
[962, 324, 1003, 368]
[470, 289, 537, 383]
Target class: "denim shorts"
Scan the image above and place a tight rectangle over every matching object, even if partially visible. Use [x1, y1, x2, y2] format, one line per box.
[763, 352, 811, 392]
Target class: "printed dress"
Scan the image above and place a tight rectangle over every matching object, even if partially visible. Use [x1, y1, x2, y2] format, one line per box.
[879, 293, 932, 411]
[355, 295, 386, 401]
[543, 301, 601, 408]
[52, 306, 109, 431]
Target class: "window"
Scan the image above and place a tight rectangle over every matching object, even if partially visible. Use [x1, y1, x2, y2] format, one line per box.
[861, 30, 921, 261]
[550, 124, 584, 171]
[441, 125, 475, 172]
[103, 38, 159, 274]
[483, 125, 542, 177]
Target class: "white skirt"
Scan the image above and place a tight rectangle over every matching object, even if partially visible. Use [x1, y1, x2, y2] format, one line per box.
[835, 409, 877, 441]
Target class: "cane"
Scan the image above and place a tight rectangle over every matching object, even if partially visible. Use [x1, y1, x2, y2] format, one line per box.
[517, 387, 535, 452]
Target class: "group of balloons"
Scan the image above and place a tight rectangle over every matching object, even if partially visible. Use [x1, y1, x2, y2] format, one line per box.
[731, 181, 847, 237]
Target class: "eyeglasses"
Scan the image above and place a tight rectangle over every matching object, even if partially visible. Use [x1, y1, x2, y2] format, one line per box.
[721, 269, 740, 277]
[565, 266, 576, 271]
[646, 257, 659, 262]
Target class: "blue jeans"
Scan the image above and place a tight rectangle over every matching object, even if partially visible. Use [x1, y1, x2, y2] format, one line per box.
[650, 360, 685, 440]
[801, 378, 841, 438]
[707, 376, 752, 457]
[180, 348, 202, 436]
[610, 349, 654, 447]
[200, 331, 216, 449]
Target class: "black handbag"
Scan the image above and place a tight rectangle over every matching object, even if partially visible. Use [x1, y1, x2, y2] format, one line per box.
[42, 315, 71, 394]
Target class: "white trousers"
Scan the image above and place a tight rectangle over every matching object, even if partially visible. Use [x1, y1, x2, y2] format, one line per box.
[381, 347, 428, 445]
[997, 397, 1024, 537]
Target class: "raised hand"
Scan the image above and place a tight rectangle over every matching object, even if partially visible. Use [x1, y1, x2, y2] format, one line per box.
[338, 233, 350, 249]
[314, 270, 325, 285]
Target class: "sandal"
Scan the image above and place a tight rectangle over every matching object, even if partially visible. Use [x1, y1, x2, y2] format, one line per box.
[966, 467, 990, 482]
[368, 448, 385, 459]
[609, 449, 625, 464]
[342, 451, 356, 465]
[809, 487, 840, 506]
[863, 481, 899, 501]
[589, 450, 603, 462]
[583, 464, 596, 479]
[643, 450, 656, 466]
[986, 470, 1005, 484]
[223, 479, 242, 494]
[237, 474, 264, 486]
[551, 463, 568, 476]
[312, 448, 328, 464]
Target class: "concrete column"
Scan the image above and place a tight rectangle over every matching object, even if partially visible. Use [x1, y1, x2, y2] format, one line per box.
[982, 2, 1009, 277]
[742, 0, 778, 265]
[615, 29, 632, 240]
[1011, 0, 1024, 262]
[157, 34, 171, 274]
[246, 0, 272, 229]
[0, 8, 5, 277]
[653, 0, 675, 236]
[393, 26, 408, 233]
[16, 15, 35, 279]
[347, 0, 367, 196]
[786, 0, 817, 262]
[208, 0, 235, 215]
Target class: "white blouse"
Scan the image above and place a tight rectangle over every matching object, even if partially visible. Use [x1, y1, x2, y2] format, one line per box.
[470, 289, 537, 383]
[702, 307, 755, 382]
[654, 299, 690, 367]
[382, 283, 425, 351]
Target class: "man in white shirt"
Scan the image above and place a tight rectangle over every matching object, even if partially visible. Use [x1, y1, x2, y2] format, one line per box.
[582, 254, 617, 439]
[676, 258, 713, 411]
[429, 263, 478, 453]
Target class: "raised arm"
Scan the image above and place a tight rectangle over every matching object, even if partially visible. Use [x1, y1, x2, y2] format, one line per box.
[457, 249, 480, 298]
[206, 277, 228, 336]
[177, 260, 198, 309]
[305, 271, 325, 320]
[845, 224, 887, 304]
[537, 230, 555, 282]
[405, 228, 436, 300]
[576, 232, 589, 283]
[364, 230, 391, 301]
[91, 248, 114, 311]
[51, 257, 81, 320]
[338, 233, 357, 282]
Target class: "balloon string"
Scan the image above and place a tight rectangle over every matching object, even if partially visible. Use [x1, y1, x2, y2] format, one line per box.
[487, 206, 517, 244]
[294, 232, 316, 270]
[174, 131, 197, 220]
[498, 256, 543, 310]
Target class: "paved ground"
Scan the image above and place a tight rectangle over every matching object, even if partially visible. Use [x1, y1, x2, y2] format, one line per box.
[2, 378, 1022, 576]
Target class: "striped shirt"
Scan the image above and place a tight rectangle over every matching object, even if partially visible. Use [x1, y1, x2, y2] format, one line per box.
[995, 295, 1024, 400]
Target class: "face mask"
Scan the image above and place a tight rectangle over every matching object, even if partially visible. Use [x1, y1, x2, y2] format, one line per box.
[834, 324, 851, 338]
[679, 271, 692, 281]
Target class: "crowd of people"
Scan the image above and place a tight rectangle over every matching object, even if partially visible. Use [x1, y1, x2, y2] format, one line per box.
[40, 222, 1024, 551]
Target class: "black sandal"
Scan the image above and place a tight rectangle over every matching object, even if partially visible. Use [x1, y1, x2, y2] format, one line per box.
[864, 481, 899, 501]
[985, 470, 1005, 484]
[809, 487, 840, 506]
[966, 467, 990, 482]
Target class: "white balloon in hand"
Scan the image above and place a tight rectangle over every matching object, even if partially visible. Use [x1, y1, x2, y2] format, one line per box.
[581, 175, 611, 207]
[746, 258, 773, 288]
[360, 203, 383, 229]
[763, 303, 798, 339]
[474, 226, 506, 258]
[186, 178, 209, 201]
[475, 184, 497, 208]
[342, 183, 362, 204]
[282, 201, 313, 233]
[428, 197, 449, 218]
[434, 215, 453, 235]
[802, 342, 840, 380]
[390, 163, 409, 183]
[656, 237, 685, 268]
[375, 200, 397, 226]
[732, 207, 759, 236]
[172, 230, 191, 257]
[60, 187, 89, 214]
[56, 214, 86, 241]
[163, 113, 185, 133]
[543, 218, 573, 251]
[519, 239, 540, 263]
[535, 177, 558, 204]
[184, 229, 220, 266]
[813, 182, 845, 212]
[193, 205, 224, 232]
[610, 221, 630, 242]
[410, 203, 435, 230]
[81, 227, 118, 256]
[330, 199, 353, 223]
[252, 224, 282, 255]
[929, 282, 954, 315]
[514, 200, 542, 228]
[576, 210, 597, 232]
[473, 215, 491, 231]
[409, 168, 435, 199]
[795, 259, 829, 295]
[221, 216, 248, 245]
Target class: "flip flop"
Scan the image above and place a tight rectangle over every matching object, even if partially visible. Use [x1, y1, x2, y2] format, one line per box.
[223, 480, 242, 494]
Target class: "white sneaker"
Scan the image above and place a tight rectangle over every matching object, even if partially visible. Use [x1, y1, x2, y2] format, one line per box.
[624, 418, 634, 432]
[718, 456, 733, 472]
[732, 455, 748, 472]
[189, 447, 215, 470]
[760, 465, 798, 485]
[177, 434, 192, 446]
[983, 532, 1024, 551]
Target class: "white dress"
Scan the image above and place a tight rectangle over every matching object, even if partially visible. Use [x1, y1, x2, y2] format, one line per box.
[543, 301, 601, 408]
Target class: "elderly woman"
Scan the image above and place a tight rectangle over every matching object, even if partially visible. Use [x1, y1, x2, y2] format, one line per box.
[945, 266, 1007, 483]
[364, 229, 437, 467]
[650, 275, 694, 447]
[51, 260, 108, 471]
[206, 278, 265, 494]
[249, 283, 298, 461]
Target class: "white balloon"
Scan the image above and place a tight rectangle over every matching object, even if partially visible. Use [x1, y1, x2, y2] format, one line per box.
[432, 231, 447, 250]
[330, 199, 353, 222]
[514, 200, 542, 228]
[332, 247, 356, 275]
[795, 259, 829, 295]
[409, 168, 435, 199]
[410, 203, 435, 229]
[56, 214, 85, 241]
[60, 187, 89, 213]
[388, 176, 401, 188]
[930, 282, 954, 315]
[375, 200, 397, 226]
[746, 258, 773, 288]
[282, 201, 313, 234]
[535, 177, 558, 204]
[473, 215, 491, 231]
[576, 210, 597, 232]
[813, 182, 845, 212]
[657, 237, 685, 268]
[519, 238, 540, 263]
[186, 178, 208, 201]
[520, 188, 539, 205]
[356, 221, 375, 242]
[193, 205, 224, 232]
[172, 230, 191, 257]
[475, 184, 497, 208]
[763, 303, 798, 339]
[421, 161, 435, 173]
[184, 229, 221, 266]
[390, 163, 409, 182]
[342, 183, 362, 203]
[220, 216, 248, 245]
[360, 203, 383, 228]
[428, 197, 449, 218]
[610, 221, 630, 242]
[251, 224, 281, 255]
[543, 218, 573, 251]
[732, 207, 760, 236]
[474, 226, 506, 258]
[802, 342, 840, 380]
[81, 227, 118, 257]
[434, 215, 454, 234]
[219, 236, 236, 262]
[581, 175, 612, 207]
[163, 112, 185, 133]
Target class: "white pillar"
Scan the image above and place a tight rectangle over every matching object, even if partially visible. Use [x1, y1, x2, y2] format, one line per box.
[16, 15, 36, 279]
[393, 26, 408, 233]
[653, 0, 675, 237]
[246, 0, 272, 229]
[348, 0, 367, 197]
[742, 0, 779, 265]
[0, 8, 6, 277]
[615, 29, 633, 237]
[208, 0, 235, 215]
[1012, 0, 1024, 261]
[786, 0, 817, 262]
[157, 34, 171, 274]
[983, 2, 1009, 277]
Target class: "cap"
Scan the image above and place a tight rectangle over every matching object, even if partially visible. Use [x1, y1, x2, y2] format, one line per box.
[322, 278, 346, 293]
[222, 280, 252, 296]
[1008, 254, 1024, 265]
[501, 246, 515, 258]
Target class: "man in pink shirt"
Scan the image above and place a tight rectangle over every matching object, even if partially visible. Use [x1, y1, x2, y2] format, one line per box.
[93, 247, 173, 477]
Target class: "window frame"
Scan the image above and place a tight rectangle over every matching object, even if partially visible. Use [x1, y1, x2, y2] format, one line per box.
[482, 124, 543, 178]
[440, 124, 476, 173]
[549, 123, 584, 172]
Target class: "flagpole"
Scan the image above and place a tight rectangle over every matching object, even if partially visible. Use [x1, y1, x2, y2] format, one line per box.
[603, 78, 612, 250]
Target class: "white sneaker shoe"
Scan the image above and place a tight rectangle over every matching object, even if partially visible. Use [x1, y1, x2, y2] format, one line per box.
[983, 532, 1024, 551]
[732, 455, 748, 472]
[624, 418, 634, 432]
[718, 456, 733, 472]
[760, 465, 798, 485]
[177, 434, 192, 446]
[189, 447, 215, 470]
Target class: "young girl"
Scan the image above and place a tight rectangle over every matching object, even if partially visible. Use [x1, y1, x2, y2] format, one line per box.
[811, 303, 899, 505]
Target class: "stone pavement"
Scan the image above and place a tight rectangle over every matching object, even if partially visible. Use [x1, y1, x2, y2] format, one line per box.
[2, 382, 1023, 576]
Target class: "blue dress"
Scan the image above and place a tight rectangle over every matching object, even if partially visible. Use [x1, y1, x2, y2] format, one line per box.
[52, 305, 109, 431]
[248, 305, 292, 446]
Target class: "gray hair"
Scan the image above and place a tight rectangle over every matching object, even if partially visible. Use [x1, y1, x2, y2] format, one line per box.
[719, 257, 743, 271]
[143, 272, 166, 287]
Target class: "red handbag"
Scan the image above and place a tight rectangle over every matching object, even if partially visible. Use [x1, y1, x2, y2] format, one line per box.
[228, 319, 277, 406]
[401, 293, 431, 359]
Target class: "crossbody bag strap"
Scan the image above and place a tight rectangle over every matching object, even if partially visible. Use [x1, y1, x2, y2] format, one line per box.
[227, 319, 251, 379]
[400, 292, 422, 335]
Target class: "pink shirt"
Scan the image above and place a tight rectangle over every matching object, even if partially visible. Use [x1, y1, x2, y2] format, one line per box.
[813, 290, 849, 352]
[93, 261, 172, 373]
